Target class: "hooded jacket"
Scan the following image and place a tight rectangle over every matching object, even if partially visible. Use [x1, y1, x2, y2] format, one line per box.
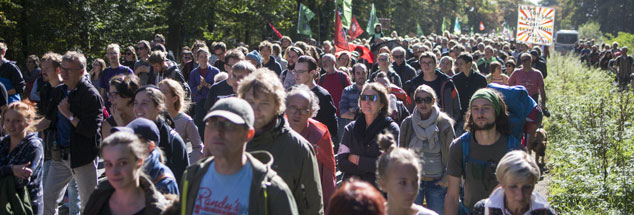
[83, 175, 169, 215]
[178, 151, 299, 215]
[247, 115, 324, 215]
[472, 187, 555, 215]
[143, 148, 179, 195]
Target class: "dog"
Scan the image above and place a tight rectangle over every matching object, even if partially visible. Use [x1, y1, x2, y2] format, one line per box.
[528, 128, 548, 167]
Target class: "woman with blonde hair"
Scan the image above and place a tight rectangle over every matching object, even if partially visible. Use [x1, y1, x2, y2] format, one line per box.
[0, 101, 44, 214]
[133, 86, 189, 183]
[83, 132, 168, 214]
[399, 84, 455, 215]
[376, 133, 438, 215]
[472, 150, 555, 215]
[338, 82, 399, 186]
[158, 79, 202, 162]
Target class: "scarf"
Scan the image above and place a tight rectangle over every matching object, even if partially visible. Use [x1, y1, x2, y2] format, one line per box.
[353, 114, 393, 145]
[412, 105, 440, 149]
[483, 187, 551, 215]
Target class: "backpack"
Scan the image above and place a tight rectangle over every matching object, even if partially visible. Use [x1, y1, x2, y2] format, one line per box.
[318, 71, 347, 88]
[459, 132, 523, 177]
[487, 83, 540, 140]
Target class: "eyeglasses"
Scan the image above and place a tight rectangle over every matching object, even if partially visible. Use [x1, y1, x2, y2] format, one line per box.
[506, 64, 515, 67]
[287, 106, 311, 115]
[124, 52, 133, 55]
[360, 94, 378, 102]
[378, 58, 388, 62]
[207, 118, 243, 131]
[414, 96, 433, 104]
[393, 55, 404, 59]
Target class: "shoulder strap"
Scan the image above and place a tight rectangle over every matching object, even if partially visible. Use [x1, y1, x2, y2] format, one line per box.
[153, 172, 174, 185]
[338, 71, 347, 87]
[440, 79, 450, 107]
[506, 135, 523, 152]
[460, 132, 471, 177]
[318, 73, 326, 85]
[280, 70, 287, 81]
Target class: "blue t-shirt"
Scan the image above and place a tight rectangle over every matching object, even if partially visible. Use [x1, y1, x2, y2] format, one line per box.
[99, 65, 133, 109]
[193, 160, 253, 215]
[56, 89, 72, 148]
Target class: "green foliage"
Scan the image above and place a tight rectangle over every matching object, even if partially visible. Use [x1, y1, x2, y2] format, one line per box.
[545, 53, 634, 214]
[603, 32, 634, 52]
[578, 21, 603, 42]
[544, 0, 634, 35]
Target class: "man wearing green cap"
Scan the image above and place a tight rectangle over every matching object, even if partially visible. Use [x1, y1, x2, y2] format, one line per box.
[444, 88, 524, 215]
[176, 97, 298, 214]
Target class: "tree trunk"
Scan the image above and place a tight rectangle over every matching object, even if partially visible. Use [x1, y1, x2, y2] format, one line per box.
[167, 0, 184, 60]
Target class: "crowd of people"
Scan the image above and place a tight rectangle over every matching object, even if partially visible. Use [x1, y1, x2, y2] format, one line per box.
[573, 39, 634, 91]
[4, 25, 632, 214]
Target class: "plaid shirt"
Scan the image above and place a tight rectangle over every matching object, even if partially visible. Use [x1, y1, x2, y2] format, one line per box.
[339, 84, 362, 115]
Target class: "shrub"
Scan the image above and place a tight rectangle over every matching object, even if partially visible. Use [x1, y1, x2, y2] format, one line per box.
[545, 52, 634, 214]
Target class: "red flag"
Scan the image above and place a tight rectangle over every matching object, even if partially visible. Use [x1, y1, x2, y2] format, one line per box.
[267, 20, 283, 39]
[348, 16, 364, 40]
[479, 21, 485, 31]
[337, 43, 374, 64]
[334, 12, 349, 50]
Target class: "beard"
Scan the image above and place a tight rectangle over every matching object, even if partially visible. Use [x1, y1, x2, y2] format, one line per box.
[288, 62, 295, 70]
[474, 120, 496, 131]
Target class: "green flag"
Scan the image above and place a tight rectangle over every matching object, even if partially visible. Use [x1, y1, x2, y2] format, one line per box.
[417, 23, 423, 36]
[453, 17, 461, 35]
[366, 3, 379, 34]
[336, 0, 352, 29]
[297, 3, 315, 36]
[441, 17, 447, 33]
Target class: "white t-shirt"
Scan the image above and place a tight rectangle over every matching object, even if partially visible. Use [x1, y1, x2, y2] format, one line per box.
[192, 161, 253, 215]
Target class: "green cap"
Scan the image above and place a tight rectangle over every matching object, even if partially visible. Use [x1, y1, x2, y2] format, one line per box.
[204, 97, 254, 129]
[469, 88, 502, 115]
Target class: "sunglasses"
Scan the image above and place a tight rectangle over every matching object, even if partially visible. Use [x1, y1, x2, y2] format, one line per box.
[393, 55, 404, 59]
[124, 52, 133, 55]
[415, 96, 433, 104]
[360, 94, 378, 102]
[506, 64, 515, 67]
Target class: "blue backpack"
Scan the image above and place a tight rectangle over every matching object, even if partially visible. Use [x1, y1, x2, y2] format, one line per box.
[487, 83, 539, 140]
[459, 132, 524, 177]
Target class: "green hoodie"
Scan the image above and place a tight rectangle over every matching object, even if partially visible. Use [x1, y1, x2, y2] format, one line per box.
[178, 151, 298, 215]
[247, 115, 324, 215]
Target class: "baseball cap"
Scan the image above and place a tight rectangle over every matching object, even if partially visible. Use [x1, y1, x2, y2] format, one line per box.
[204, 97, 254, 128]
[111, 118, 160, 142]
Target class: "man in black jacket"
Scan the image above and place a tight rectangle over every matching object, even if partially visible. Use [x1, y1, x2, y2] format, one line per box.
[42, 51, 104, 214]
[0, 42, 25, 103]
[148, 50, 189, 91]
[293, 56, 339, 144]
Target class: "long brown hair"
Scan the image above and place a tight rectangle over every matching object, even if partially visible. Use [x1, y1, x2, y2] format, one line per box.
[463, 90, 511, 135]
